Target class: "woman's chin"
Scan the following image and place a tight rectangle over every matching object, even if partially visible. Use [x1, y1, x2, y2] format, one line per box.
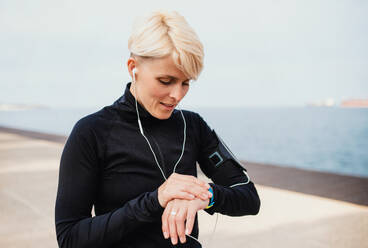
[155, 113, 172, 120]
[152, 110, 173, 120]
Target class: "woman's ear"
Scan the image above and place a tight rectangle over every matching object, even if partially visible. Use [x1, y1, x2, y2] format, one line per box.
[127, 57, 137, 80]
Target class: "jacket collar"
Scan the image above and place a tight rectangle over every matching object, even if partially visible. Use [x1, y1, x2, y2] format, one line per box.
[112, 82, 176, 122]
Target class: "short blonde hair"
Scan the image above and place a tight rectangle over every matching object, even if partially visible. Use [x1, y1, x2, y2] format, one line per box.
[128, 10, 204, 80]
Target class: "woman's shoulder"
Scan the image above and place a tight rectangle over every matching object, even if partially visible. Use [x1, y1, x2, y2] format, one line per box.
[175, 108, 212, 131]
[70, 107, 114, 138]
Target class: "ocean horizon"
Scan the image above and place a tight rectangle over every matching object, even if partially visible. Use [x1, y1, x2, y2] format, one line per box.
[1, 106, 367, 178]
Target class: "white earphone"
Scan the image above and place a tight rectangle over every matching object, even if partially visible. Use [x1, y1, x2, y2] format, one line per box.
[131, 67, 144, 135]
[132, 68, 137, 82]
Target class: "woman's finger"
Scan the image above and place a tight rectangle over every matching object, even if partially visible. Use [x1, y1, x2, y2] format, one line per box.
[180, 183, 212, 201]
[168, 205, 179, 245]
[174, 191, 196, 201]
[185, 205, 197, 237]
[162, 203, 172, 240]
[171, 173, 210, 188]
[175, 204, 187, 244]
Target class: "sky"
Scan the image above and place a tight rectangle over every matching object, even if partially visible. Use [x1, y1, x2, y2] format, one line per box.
[0, 0, 367, 108]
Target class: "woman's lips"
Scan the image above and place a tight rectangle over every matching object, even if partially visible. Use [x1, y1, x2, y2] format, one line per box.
[160, 102, 175, 110]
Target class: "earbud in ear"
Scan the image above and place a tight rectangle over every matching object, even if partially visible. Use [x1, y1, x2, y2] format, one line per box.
[132, 68, 137, 82]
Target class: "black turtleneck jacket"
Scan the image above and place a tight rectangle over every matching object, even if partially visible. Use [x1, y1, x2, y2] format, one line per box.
[55, 82, 260, 248]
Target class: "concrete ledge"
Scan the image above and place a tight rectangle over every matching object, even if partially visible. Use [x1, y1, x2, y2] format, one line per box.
[244, 162, 368, 206]
[0, 126, 67, 144]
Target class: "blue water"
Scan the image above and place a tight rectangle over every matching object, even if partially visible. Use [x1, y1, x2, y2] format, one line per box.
[1, 106, 367, 178]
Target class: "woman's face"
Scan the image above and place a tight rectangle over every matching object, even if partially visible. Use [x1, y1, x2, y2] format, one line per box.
[128, 55, 190, 120]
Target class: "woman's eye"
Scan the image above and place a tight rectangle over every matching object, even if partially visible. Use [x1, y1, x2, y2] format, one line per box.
[159, 80, 171, 85]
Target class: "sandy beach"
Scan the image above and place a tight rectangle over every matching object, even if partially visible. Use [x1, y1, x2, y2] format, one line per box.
[0, 126, 367, 248]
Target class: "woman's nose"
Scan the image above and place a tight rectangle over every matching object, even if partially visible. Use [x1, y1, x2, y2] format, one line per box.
[169, 84, 185, 101]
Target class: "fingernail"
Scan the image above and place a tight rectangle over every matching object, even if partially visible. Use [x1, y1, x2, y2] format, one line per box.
[201, 193, 207, 198]
[171, 237, 177, 245]
[163, 232, 169, 239]
[180, 236, 186, 243]
[208, 192, 213, 197]
[185, 229, 190, 235]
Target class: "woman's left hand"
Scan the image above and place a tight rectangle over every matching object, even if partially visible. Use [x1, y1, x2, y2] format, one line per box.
[161, 197, 209, 245]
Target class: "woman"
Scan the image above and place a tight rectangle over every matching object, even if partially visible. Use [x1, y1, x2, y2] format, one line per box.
[55, 10, 260, 248]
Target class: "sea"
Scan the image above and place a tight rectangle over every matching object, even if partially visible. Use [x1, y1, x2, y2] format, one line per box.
[1, 106, 367, 178]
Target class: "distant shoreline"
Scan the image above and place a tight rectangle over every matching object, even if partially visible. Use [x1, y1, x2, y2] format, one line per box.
[0, 125, 67, 143]
[1, 125, 367, 206]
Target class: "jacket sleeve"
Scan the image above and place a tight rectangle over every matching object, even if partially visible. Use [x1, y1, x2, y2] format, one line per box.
[54, 119, 164, 248]
[195, 113, 261, 216]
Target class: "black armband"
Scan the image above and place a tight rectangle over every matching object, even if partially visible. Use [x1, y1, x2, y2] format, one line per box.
[208, 131, 247, 171]
[200, 130, 249, 186]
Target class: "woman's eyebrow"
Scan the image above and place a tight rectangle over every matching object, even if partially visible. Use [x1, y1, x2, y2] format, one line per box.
[157, 75, 189, 82]
[157, 75, 177, 79]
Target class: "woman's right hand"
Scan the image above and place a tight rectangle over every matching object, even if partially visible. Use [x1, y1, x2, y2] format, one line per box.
[158, 173, 212, 208]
